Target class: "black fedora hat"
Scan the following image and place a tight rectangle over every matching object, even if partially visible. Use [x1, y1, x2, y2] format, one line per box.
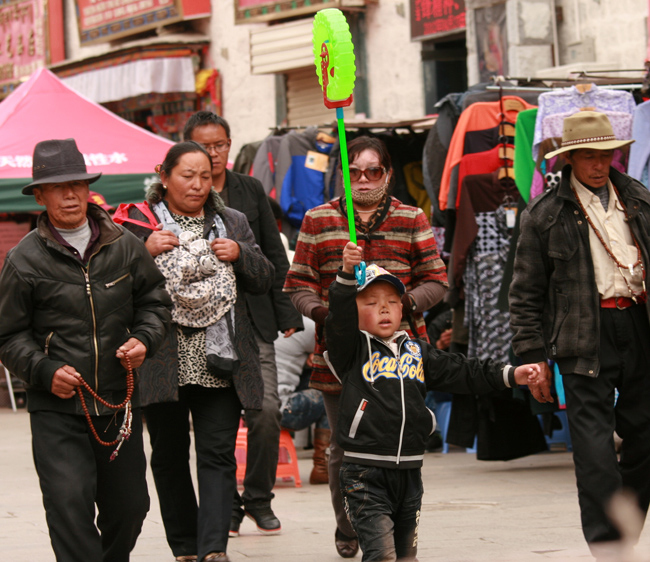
[22, 138, 102, 195]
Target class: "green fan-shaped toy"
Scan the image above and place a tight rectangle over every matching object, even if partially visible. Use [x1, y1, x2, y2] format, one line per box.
[312, 9, 365, 282]
[312, 9, 356, 107]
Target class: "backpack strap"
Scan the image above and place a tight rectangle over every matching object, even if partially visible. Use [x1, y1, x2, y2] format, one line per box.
[113, 202, 160, 231]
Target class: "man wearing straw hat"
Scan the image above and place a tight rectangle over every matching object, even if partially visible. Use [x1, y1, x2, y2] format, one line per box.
[510, 111, 650, 557]
[0, 138, 171, 561]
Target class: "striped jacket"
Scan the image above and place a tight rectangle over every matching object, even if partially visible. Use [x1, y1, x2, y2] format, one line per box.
[283, 196, 448, 392]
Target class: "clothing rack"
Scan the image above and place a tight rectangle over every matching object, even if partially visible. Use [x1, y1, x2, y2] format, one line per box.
[269, 118, 438, 134]
[486, 72, 645, 92]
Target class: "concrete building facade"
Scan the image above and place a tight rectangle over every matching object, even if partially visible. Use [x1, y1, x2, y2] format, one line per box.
[42, 0, 650, 155]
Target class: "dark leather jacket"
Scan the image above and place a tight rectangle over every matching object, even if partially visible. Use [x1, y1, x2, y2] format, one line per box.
[0, 203, 171, 414]
[510, 165, 650, 377]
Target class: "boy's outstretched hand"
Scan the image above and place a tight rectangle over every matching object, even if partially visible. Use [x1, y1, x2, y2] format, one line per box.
[342, 241, 363, 274]
[514, 362, 555, 404]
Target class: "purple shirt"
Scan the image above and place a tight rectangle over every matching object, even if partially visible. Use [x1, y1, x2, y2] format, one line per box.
[532, 84, 636, 159]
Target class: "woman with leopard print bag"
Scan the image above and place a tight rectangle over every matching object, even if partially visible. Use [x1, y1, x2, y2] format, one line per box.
[115, 141, 274, 562]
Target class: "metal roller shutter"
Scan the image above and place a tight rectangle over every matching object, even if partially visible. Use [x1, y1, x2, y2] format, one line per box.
[285, 66, 355, 127]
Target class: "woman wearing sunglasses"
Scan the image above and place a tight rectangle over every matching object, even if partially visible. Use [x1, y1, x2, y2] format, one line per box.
[283, 135, 448, 559]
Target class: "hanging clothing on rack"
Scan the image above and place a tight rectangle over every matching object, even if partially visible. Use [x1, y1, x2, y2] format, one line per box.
[275, 128, 336, 228]
[439, 96, 534, 212]
[251, 133, 286, 196]
[455, 143, 514, 209]
[530, 137, 569, 200]
[422, 93, 465, 226]
[542, 110, 633, 142]
[627, 99, 650, 187]
[463, 124, 515, 155]
[531, 84, 637, 159]
[446, 170, 546, 461]
[378, 131, 431, 220]
[512, 108, 537, 203]
[460, 85, 541, 109]
[233, 140, 263, 176]
[451, 171, 519, 362]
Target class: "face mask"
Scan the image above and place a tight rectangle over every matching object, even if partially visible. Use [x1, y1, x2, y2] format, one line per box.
[351, 182, 388, 206]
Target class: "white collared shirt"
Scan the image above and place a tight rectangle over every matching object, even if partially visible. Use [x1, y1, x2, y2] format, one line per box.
[571, 173, 644, 299]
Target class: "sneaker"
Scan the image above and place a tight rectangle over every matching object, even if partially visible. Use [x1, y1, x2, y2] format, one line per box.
[244, 504, 282, 535]
[229, 507, 244, 538]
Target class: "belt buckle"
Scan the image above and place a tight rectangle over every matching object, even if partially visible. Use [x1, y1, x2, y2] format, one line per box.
[615, 297, 629, 310]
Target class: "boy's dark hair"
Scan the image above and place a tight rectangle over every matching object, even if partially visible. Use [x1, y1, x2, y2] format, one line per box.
[183, 111, 231, 141]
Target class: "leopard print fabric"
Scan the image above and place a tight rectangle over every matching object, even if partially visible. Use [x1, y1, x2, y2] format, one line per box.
[168, 214, 230, 389]
[154, 224, 236, 329]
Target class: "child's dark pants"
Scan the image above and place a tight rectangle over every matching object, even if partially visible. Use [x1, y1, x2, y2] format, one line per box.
[340, 462, 422, 561]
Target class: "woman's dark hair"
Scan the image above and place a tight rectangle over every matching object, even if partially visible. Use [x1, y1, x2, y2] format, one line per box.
[183, 111, 231, 141]
[345, 136, 392, 171]
[147, 142, 213, 204]
[159, 141, 212, 176]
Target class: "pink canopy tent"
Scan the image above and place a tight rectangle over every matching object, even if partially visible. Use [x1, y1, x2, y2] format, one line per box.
[0, 68, 174, 212]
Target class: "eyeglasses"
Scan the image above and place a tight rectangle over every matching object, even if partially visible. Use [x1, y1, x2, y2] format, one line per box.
[348, 166, 386, 182]
[202, 141, 231, 154]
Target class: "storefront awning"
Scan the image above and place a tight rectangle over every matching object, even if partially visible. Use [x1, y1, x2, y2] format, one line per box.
[60, 57, 196, 104]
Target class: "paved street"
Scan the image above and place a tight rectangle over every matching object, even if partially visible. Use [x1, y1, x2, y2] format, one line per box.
[3, 408, 650, 561]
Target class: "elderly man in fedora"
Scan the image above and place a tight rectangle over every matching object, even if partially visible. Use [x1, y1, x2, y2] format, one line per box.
[0, 138, 171, 561]
[510, 111, 650, 557]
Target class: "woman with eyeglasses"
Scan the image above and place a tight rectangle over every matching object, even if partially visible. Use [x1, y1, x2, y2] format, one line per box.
[183, 112, 304, 537]
[283, 135, 448, 559]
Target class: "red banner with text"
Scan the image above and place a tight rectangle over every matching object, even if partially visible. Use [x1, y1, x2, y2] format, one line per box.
[410, 0, 466, 41]
[0, 0, 47, 86]
[75, 0, 210, 45]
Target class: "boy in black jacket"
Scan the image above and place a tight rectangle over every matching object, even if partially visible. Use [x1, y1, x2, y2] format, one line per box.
[325, 242, 541, 562]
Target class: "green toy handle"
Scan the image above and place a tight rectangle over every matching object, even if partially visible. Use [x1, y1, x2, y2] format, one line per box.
[337, 106, 356, 246]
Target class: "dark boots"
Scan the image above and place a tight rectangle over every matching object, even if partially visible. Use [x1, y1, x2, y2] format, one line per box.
[310, 428, 331, 485]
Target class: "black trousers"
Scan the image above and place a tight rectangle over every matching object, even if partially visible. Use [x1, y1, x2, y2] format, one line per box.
[340, 463, 422, 562]
[233, 332, 281, 512]
[563, 305, 650, 545]
[31, 409, 149, 562]
[145, 384, 242, 560]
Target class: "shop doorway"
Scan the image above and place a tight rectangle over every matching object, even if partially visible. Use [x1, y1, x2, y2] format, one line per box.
[422, 36, 468, 113]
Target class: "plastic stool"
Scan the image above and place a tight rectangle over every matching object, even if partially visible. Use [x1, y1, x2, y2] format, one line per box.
[235, 427, 302, 487]
[276, 430, 302, 487]
[235, 427, 248, 483]
[538, 410, 572, 451]
[434, 401, 476, 454]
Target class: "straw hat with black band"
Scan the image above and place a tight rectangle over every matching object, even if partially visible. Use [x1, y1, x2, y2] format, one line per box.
[22, 138, 102, 195]
[545, 111, 634, 160]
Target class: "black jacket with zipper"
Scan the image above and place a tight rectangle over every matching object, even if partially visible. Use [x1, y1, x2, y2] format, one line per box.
[224, 170, 303, 342]
[326, 269, 512, 469]
[0, 203, 171, 415]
